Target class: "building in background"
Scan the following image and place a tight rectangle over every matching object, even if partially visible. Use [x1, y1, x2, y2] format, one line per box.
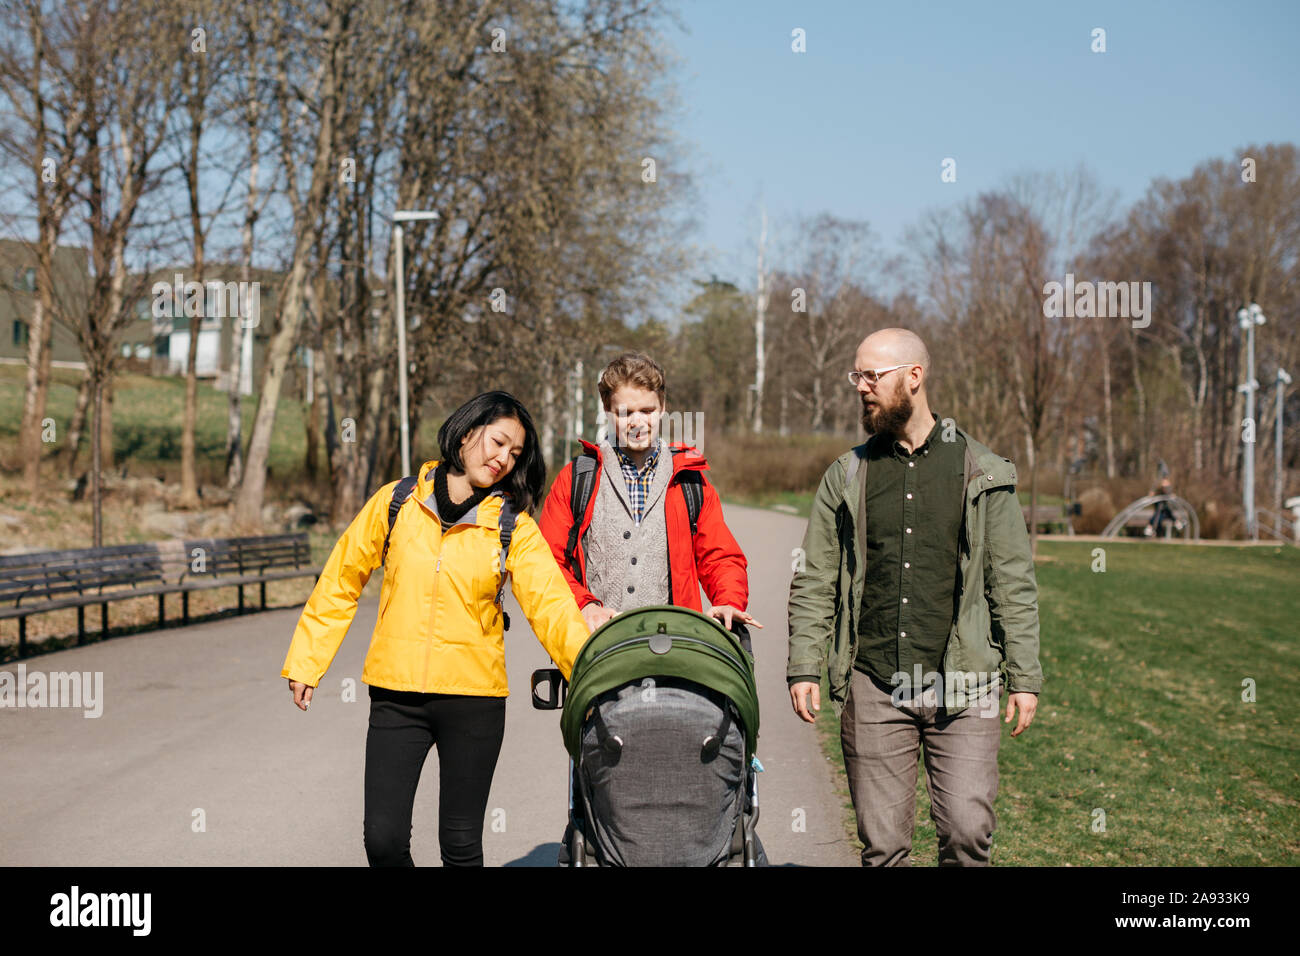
[139, 265, 283, 394]
[0, 239, 283, 396]
[0, 239, 94, 369]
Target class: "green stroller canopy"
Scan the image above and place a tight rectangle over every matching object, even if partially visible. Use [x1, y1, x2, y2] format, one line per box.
[560, 605, 760, 759]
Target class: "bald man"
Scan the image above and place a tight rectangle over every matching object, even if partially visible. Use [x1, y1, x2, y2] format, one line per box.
[787, 328, 1043, 866]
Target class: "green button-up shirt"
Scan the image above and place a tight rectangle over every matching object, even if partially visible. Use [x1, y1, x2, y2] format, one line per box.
[854, 414, 967, 687]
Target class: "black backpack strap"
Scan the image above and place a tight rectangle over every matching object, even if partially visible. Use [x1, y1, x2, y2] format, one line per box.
[679, 472, 703, 536]
[495, 496, 518, 608]
[382, 475, 419, 567]
[494, 495, 518, 631]
[564, 451, 599, 580]
[670, 448, 704, 536]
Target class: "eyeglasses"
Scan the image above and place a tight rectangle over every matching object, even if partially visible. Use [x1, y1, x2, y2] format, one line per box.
[848, 363, 915, 388]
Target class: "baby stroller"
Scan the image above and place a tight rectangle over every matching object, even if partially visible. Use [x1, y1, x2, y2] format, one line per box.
[531, 605, 764, 866]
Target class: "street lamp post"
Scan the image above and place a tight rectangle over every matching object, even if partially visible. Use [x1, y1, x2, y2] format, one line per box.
[393, 210, 438, 477]
[1237, 303, 1266, 540]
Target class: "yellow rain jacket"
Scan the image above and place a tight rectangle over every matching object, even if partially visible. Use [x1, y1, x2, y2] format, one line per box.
[281, 460, 590, 695]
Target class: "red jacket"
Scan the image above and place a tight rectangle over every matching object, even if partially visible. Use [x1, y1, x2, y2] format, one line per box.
[538, 439, 749, 613]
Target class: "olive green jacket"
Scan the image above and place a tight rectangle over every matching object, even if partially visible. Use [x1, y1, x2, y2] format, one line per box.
[787, 427, 1044, 716]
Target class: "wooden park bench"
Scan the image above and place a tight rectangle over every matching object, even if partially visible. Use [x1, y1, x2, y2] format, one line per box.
[0, 532, 321, 659]
[1022, 504, 1074, 535]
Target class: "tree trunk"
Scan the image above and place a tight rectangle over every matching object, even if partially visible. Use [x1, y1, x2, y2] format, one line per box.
[1101, 329, 1116, 478]
[236, 254, 312, 528]
[810, 374, 824, 432]
[65, 371, 92, 477]
[541, 374, 557, 466]
[304, 347, 319, 480]
[98, 370, 114, 478]
[179, 265, 203, 508]
[19, 224, 60, 498]
[1127, 329, 1147, 476]
[19, 290, 54, 495]
[233, 0, 345, 528]
[91, 371, 104, 547]
[753, 205, 768, 434]
[226, 7, 262, 492]
[358, 299, 392, 500]
[224, 298, 248, 490]
[17, 11, 72, 499]
[1028, 434, 1040, 560]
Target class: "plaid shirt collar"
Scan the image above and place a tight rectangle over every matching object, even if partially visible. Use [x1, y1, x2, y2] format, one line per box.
[613, 441, 661, 525]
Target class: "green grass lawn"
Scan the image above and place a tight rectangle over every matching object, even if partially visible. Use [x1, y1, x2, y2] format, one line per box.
[0, 364, 445, 489]
[810, 539, 1300, 865]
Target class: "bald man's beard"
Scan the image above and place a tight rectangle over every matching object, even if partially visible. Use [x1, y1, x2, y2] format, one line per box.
[860, 388, 912, 437]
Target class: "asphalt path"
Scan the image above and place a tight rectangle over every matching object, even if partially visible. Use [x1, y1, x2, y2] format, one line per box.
[0, 503, 858, 866]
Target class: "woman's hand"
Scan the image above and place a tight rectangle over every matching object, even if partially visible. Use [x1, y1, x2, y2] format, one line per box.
[289, 679, 314, 711]
[581, 603, 617, 632]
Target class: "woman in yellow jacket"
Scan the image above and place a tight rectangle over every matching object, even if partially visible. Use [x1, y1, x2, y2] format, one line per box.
[281, 391, 591, 866]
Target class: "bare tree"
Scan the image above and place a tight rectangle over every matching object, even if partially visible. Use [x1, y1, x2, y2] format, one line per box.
[233, 0, 348, 527]
[166, 0, 244, 508]
[0, 0, 90, 497]
[780, 215, 879, 434]
[62, 0, 178, 545]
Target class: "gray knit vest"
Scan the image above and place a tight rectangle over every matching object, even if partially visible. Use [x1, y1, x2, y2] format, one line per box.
[584, 438, 672, 611]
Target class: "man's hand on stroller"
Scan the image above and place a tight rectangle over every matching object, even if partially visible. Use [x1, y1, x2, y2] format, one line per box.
[708, 605, 763, 631]
[789, 681, 820, 723]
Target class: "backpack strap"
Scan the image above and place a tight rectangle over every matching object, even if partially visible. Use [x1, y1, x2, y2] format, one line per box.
[843, 443, 869, 497]
[671, 447, 703, 535]
[563, 451, 600, 580]
[381, 475, 419, 567]
[495, 495, 518, 610]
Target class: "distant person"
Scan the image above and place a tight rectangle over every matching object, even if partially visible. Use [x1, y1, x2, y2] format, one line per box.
[787, 328, 1043, 866]
[281, 391, 592, 867]
[1144, 476, 1181, 537]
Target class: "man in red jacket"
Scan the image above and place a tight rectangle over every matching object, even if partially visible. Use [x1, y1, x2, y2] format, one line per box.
[539, 351, 760, 633]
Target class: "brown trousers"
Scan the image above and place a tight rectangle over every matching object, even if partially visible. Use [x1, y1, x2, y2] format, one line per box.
[840, 667, 1002, 866]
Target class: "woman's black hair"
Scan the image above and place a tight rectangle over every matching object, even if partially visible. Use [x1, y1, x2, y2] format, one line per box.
[436, 390, 547, 513]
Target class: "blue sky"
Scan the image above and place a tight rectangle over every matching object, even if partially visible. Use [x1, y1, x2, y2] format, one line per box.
[665, 0, 1300, 291]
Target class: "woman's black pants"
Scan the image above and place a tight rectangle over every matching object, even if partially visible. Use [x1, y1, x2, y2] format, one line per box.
[363, 685, 506, 867]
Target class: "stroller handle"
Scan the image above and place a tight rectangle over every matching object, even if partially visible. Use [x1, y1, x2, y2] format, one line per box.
[728, 619, 753, 656]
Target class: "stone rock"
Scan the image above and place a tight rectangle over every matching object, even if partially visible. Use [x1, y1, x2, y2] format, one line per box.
[131, 477, 167, 506]
[141, 510, 189, 538]
[195, 512, 236, 538]
[201, 485, 233, 506]
[284, 503, 317, 530]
